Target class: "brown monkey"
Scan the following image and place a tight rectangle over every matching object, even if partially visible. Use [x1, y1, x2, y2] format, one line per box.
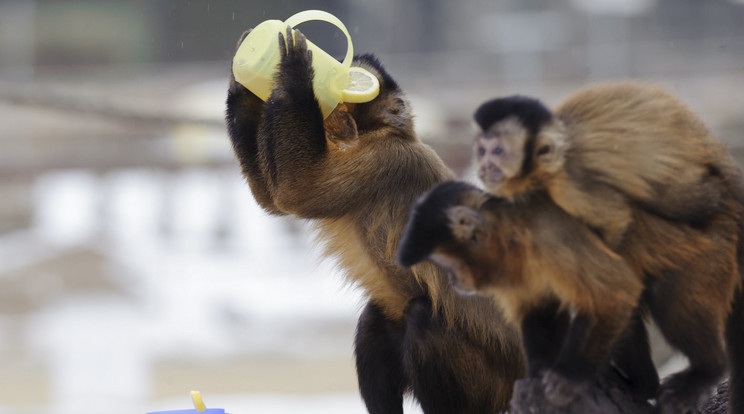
[473, 82, 724, 249]
[468, 83, 744, 413]
[225, 28, 524, 414]
[399, 181, 644, 403]
[398, 171, 744, 412]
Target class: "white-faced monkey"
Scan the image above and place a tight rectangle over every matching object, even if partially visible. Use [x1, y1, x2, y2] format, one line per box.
[473, 82, 726, 249]
[225, 27, 524, 414]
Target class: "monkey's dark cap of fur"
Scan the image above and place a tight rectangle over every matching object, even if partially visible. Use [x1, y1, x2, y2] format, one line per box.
[354, 53, 399, 92]
[398, 181, 478, 267]
[474, 95, 553, 136]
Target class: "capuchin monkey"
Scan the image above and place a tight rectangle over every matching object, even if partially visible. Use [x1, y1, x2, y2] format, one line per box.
[466, 83, 744, 413]
[398, 182, 645, 403]
[399, 160, 744, 411]
[225, 28, 524, 414]
[473, 83, 725, 249]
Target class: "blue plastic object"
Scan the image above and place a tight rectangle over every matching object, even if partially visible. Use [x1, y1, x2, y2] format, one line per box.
[147, 391, 228, 414]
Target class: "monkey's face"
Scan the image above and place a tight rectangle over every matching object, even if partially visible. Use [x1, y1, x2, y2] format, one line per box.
[476, 118, 527, 190]
[426, 205, 496, 294]
[351, 90, 413, 136]
[348, 54, 414, 138]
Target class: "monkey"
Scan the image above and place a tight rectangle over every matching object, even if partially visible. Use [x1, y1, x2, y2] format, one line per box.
[397, 178, 744, 414]
[473, 82, 725, 249]
[225, 27, 525, 414]
[468, 83, 744, 412]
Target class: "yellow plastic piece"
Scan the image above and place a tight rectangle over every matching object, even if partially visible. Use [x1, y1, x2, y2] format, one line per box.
[191, 390, 206, 412]
[232, 10, 379, 119]
[233, 10, 359, 118]
[341, 67, 380, 103]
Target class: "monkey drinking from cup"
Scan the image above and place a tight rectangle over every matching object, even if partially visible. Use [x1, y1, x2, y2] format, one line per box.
[225, 27, 524, 414]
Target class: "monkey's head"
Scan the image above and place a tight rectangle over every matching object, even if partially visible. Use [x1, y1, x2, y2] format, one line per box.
[474, 96, 567, 193]
[398, 181, 500, 294]
[342, 54, 414, 137]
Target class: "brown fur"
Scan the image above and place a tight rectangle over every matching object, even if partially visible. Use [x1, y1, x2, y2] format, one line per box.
[477, 82, 727, 248]
[398, 177, 743, 410]
[226, 29, 524, 413]
[418, 82, 744, 412]
[429, 188, 642, 366]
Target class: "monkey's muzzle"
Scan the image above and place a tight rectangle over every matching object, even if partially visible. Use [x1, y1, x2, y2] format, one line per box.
[478, 165, 504, 186]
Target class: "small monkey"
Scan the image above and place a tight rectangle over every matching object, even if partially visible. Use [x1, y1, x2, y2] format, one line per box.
[473, 82, 724, 248]
[398, 176, 744, 413]
[226, 28, 524, 413]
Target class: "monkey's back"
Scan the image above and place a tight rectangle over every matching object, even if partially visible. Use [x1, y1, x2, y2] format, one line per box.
[554, 81, 739, 225]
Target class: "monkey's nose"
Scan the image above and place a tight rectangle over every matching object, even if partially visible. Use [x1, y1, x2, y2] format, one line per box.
[483, 163, 501, 174]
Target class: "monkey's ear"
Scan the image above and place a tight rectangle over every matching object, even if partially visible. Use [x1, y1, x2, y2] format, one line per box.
[534, 120, 567, 172]
[445, 206, 489, 247]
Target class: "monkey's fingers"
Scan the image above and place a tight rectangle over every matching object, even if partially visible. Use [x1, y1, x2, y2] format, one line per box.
[293, 29, 308, 55]
[278, 31, 287, 57]
[285, 26, 294, 56]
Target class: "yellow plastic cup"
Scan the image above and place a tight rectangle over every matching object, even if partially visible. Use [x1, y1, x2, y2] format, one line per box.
[232, 10, 354, 119]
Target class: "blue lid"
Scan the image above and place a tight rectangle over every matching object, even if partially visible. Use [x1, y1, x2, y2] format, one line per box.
[147, 410, 226, 414]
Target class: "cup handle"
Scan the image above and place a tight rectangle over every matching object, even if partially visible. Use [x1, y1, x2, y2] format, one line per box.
[284, 10, 354, 67]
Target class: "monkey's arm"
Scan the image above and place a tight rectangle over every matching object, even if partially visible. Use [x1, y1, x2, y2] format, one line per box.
[257, 28, 399, 217]
[225, 31, 282, 214]
[535, 227, 642, 406]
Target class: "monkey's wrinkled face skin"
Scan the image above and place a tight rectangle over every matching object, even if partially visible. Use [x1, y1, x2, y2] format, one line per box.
[430, 251, 477, 295]
[476, 117, 527, 189]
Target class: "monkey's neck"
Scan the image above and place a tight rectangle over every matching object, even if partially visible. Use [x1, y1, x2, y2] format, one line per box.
[494, 175, 543, 202]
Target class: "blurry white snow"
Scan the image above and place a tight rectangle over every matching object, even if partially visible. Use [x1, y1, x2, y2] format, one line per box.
[19, 167, 369, 413]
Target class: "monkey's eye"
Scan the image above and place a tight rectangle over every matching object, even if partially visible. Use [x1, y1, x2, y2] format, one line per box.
[477, 146, 486, 157]
[493, 146, 504, 156]
[536, 145, 551, 156]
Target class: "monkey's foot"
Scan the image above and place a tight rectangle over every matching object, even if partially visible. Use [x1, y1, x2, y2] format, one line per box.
[658, 378, 713, 414]
[541, 370, 588, 407]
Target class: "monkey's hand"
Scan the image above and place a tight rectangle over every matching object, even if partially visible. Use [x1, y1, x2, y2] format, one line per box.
[541, 369, 589, 407]
[275, 26, 315, 99]
[657, 374, 709, 414]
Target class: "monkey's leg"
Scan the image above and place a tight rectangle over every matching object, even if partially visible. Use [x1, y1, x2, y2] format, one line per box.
[354, 301, 407, 414]
[609, 308, 659, 400]
[726, 285, 744, 414]
[649, 283, 727, 414]
[543, 306, 634, 407]
[225, 31, 279, 213]
[403, 297, 517, 414]
[520, 299, 570, 377]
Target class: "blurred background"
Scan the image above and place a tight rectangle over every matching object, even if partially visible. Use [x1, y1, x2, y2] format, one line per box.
[1, 0, 743, 413]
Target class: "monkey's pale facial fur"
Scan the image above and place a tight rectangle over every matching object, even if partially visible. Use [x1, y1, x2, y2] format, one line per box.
[476, 117, 527, 190]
